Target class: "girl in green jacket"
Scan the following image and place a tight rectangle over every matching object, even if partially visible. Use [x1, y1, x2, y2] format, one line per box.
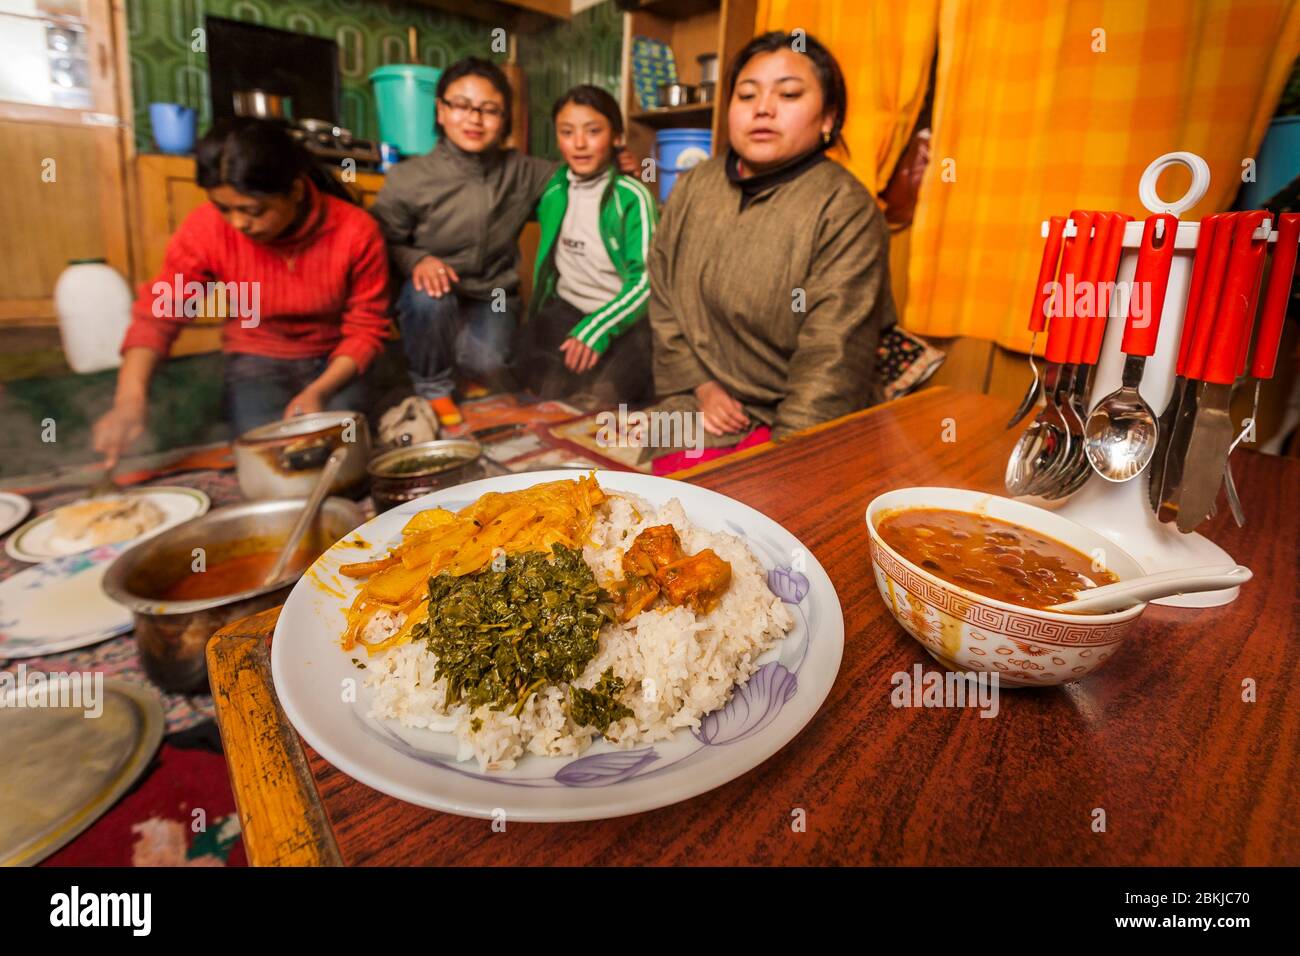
[515, 85, 658, 406]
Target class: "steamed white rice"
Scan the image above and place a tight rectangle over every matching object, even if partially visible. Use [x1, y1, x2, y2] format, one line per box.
[362, 492, 794, 770]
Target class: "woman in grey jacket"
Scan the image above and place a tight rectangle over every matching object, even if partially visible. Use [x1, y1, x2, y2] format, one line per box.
[371, 58, 554, 407]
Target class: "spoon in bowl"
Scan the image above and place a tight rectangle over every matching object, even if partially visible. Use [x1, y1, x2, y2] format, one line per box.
[1047, 564, 1251, 614]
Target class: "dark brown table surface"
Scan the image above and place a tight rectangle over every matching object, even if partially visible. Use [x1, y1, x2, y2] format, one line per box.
[208, 387, 1299, 865]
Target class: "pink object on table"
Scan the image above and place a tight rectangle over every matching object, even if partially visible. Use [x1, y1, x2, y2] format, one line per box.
[652, 426, 772, 476]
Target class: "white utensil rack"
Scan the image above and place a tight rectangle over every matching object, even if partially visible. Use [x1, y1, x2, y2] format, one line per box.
[1027, 151, 1277, 607]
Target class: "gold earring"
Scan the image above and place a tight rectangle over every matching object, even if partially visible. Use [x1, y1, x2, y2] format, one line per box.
[822, 130, 831, 145]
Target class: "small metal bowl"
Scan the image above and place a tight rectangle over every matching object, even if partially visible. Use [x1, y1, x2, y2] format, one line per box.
[367, 439, 486, 512]
[657, 83, 697, 108]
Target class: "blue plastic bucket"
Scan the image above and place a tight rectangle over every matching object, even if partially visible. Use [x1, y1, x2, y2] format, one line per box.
[655, 128, 712, 202]
[150, 102, 196, 155]
[370, 65, 441, 157]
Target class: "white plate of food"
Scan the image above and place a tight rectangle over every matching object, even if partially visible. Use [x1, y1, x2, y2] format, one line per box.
[0, 492, 32, 539]
[272, 470, 843, 822]
[0, 543, 133, 658]
[5, 486, 210, 563]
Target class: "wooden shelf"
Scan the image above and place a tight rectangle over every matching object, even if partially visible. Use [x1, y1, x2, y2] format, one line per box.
[630, 102, 714, 129]
[628, 0, 721, 20]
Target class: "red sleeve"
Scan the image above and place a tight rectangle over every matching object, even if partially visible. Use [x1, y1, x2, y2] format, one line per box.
[329, 213, 392, 374]
[120, 206, 220, 357]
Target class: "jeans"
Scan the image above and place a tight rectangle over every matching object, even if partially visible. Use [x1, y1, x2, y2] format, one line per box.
[514, 295, 652, 406]
[395, 279, 519, 400]
[223, 352, 368, 437]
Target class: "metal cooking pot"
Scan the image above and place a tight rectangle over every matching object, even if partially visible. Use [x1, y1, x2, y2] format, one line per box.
[234, 410, 371, 500]
[103, 497, 366, 694]
[367, 439, 486, 513]
[233, 89, 292, 120]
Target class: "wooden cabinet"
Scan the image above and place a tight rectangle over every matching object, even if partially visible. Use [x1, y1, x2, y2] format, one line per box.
[0, 0, 132, 327]
[132, 154, 389, 355]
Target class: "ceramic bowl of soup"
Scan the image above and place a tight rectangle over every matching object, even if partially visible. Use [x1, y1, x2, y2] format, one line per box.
[865, 487, 1147, 687]
[103, 497, 365, 693]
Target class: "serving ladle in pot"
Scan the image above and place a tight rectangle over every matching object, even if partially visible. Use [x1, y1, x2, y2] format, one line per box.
[263, 449, 346, 587]
[1047, 564, 1251, 614]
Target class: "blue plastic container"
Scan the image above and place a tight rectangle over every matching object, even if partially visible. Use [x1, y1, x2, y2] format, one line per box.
[150, 102, 196, 155]
[1239, 116, 1300, 209]
[370, 65, 442, 157]
[655, 128, 712, 202]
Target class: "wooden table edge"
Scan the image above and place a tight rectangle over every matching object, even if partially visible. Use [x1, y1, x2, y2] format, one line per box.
[666, 385, 951, 481]
[206, 607, 343, 867]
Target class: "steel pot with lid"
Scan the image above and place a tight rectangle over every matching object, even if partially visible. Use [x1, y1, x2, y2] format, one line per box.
[234, 410, 371, 500]
[367, 439, 487, 512]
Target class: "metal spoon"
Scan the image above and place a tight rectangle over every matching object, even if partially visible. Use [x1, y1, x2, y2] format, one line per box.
[263, 449, 345, 587]
[1047, 564, 1251, 614]
[1006, 216, 1067, 430]
[1085, 213, 1178, 482]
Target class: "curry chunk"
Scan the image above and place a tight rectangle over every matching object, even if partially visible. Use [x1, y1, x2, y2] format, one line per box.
[657, 549, 732, 614]
[621, 524, 685, 578]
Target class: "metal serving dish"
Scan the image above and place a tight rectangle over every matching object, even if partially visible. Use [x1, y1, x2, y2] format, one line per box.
[103, 497, 365, 693]
[234, 410, 371, 500]
[367, 439, 486, 513]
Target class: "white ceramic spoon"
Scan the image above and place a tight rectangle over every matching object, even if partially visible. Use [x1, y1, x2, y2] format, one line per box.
[1048, 564, 1252, 613]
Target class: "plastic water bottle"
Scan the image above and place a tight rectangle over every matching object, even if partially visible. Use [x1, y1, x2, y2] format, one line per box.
[54, 258, 132, 373]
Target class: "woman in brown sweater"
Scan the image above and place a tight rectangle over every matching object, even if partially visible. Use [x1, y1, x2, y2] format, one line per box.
[647, 31, 895, 466]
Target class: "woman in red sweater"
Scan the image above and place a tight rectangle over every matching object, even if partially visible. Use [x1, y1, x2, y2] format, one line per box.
[93, 119, 390, 465]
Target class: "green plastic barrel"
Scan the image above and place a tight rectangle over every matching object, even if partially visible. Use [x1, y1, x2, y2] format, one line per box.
[369, 64, 442, 157]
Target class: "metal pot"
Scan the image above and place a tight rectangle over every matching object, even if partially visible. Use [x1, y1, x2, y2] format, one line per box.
[658, 83, 697, 108]
[692, 82, 715, 104]
[697, 52, 719, 85]
[367, 439, 486, 513]
[234, 410, 371, 500]
[103, 497, 366, 694]
[233, 89, 292, 120]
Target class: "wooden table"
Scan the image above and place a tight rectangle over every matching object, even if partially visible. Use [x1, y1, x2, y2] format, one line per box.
[207, 387, 1300, 866]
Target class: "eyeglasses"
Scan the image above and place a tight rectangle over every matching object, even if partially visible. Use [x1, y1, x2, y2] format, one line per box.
[440, 97, 505, 121]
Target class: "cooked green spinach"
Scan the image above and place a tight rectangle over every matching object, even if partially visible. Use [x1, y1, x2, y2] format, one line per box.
[570, 668, 634, 732]
[414, 544, 621, 725]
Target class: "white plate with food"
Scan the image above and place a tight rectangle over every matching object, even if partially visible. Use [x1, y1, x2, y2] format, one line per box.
[0, 543, 134, 658]
[272, 470, 843, 822]
[5, 486, 210, 563]
[0, 492, 32, 539]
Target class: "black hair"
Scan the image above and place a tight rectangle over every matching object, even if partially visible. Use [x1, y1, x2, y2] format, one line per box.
[436, 56, 513, 142]
[195, 117, 354, 203]
[724, 30, 849, 153]
[551, 84, 624, 138]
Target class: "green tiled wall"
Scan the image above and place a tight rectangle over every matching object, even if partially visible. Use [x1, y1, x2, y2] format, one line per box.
[517, 1, 624, 160]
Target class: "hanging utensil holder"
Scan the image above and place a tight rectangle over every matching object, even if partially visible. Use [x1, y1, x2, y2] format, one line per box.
[1026, 151, 1279, 607]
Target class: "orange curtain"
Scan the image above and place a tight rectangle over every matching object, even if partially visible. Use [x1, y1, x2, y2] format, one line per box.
[755, 0, 940, 194]
[906, 0, 1300, 352]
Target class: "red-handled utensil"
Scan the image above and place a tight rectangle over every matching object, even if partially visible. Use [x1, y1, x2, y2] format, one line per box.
[1084, 213, 1178, 482]
[1250, 212, 1300, 381]
[1006, 215, 1068, 429]
[1150, 212, 1227, 515]
[1176, 210, 1270, 532]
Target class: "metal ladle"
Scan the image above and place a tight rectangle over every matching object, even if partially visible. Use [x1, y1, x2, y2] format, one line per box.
[1085, 213, 1178, 482]
[263, 449, 346, 587]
